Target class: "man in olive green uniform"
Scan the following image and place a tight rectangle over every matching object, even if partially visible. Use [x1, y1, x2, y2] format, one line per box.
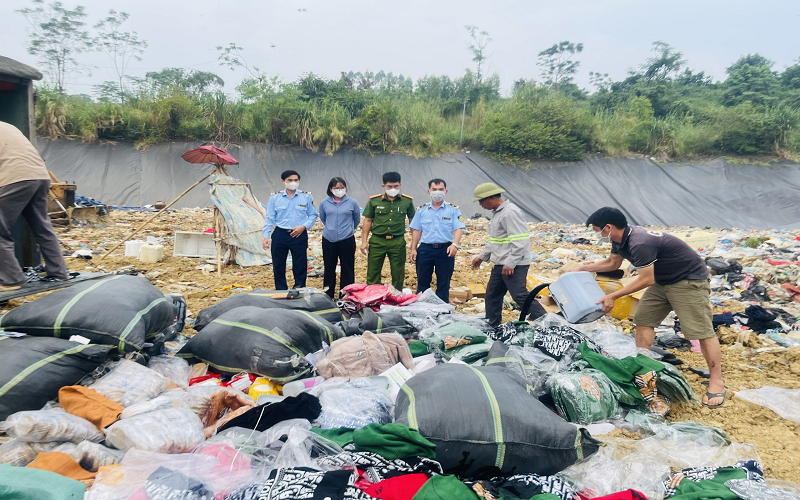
[360, 171, 415, 290]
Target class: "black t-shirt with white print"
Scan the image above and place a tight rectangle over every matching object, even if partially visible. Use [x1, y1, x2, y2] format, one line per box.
[611, 226, 708, 285]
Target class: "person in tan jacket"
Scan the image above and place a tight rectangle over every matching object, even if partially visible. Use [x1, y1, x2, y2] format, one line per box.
[0, 121, 68, 290]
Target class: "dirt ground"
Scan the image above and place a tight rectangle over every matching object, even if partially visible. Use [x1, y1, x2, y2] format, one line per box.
[5, 209, 800, 480]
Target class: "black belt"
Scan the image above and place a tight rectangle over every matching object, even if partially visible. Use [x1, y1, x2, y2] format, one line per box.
[275, 227, 293, 232]
[373, 234, 402, 239]
[422, 242, 452, 249]
[686, 274, 709, 281]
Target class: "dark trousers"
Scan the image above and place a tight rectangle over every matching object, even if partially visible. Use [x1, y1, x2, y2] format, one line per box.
[322, 235, 356, 298]
[270, 228, 308, 290]
[485, 264, 546, 327]
[415, 243, 455, 303]
[0, 179, 68, 286]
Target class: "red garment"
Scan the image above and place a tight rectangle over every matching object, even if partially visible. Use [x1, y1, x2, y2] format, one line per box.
[766, 258, 800, 266]
[341, 284, 420, 311]
[590, 489, 648, 500]
[365, 473, 429, 500]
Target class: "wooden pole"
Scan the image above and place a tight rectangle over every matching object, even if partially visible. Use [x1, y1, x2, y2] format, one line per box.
[100, 170, 215, 259]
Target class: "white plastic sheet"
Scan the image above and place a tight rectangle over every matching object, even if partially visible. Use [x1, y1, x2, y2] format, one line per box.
[735, 386, 800, 423]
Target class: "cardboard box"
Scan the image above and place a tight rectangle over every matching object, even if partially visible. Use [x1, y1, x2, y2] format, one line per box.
[449, 286, 473, 302]
[539, 295, 562, 314]
[468, 283, 486, 298]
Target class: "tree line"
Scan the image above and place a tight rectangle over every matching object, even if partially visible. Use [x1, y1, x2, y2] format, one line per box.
[18, 0, 800, 161]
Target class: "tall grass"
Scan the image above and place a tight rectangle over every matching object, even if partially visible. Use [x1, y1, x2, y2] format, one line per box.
[34, 84, 800, 161]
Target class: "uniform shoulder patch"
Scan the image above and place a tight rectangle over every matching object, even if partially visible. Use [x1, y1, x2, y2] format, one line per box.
[402, 193, 413, 199]
[369, 194, 382, 199]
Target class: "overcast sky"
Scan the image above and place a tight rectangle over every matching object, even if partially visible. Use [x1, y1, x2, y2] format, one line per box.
[2, 0, 799, 96]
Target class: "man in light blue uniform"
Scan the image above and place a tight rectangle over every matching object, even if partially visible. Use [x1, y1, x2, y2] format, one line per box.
[409, 178, 465, 302]
[262, 170, 318, 290]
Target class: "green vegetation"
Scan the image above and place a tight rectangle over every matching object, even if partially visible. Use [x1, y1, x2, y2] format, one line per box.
[745, 236, 769, 248]
[17, 1, 800, 161]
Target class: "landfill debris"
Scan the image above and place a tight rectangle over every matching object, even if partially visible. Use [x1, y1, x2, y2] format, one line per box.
[0, 208, 799, 498]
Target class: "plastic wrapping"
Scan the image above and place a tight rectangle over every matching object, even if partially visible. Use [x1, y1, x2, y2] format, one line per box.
[77, 441, 125, 471]
[148, 355, 191, 389]
[726, 478, 800, 499]
[316, 378, 393, 429]
[557, 444, 669, 500]
[488, 345, 566, 397]
[262, 419, 348, 471]
[0, 439, 60, 466]
[419, 320, 488, 350]
[119, 396, 174, 419]
[105, 407, 205, 453]
[90, 360, 168, 407]
[3, 409, 104, 443]
[52, 442, 82, 461]
[86, 448, 251, 500]
[546, 369, 621, 424]
[735, 386, 800, 423]
[574, 319, 638, 359]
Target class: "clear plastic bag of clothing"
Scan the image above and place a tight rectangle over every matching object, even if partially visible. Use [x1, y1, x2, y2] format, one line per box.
[52, 442, 82, 461]
[499, 345, 567, 398]
[2, 409, 104, 443]
[0, 439, 60, 466]
[546, 369, 621, 424]
[148, 355, 191, 389]
[260, 419, 349, 471]
[76, 441, 125, 471]
[86, 448, 250, 500]
[557, 444, 669, 500]
[573, 319, 638, 359]
[379, 289, 455, 330]
[316, 378, 393, 429]
[90, 360, 168, 407]
[104, 407, 205, 453]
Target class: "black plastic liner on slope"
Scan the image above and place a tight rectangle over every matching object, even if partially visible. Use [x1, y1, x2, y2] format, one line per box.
[38, 140, 800, 229]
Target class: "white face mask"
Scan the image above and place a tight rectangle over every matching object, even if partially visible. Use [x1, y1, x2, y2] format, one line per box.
[331, 188, 346, 198]
[385, 188, 400, 197]
[595, 226, 611, 244]
[285, 181, 299, 191]
[429, 190, 446, 203]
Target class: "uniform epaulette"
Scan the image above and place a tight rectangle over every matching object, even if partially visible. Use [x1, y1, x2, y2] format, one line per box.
[270, 192, 277, 196]
[370, 194, 382, 199]
[417, 204, 424, 210]
[452, 204, 460, 209]
[402, 194, 413, 199]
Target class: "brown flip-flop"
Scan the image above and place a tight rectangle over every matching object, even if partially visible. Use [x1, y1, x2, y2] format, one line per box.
[703, 391, 727, 409]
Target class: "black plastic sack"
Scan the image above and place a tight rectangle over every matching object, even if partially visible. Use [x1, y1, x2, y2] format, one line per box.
[194, 289, 343, 331]
[395, 364, 601, 477]
[705, 258, 742, 275]
[0, 275, 174, 352]
[0, 336, 111, 420]
[178, 307, 344, 382]
[339, 308, 415, 338]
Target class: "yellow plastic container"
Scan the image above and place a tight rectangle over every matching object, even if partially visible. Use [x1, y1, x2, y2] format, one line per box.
[595, 277, 632, 320]
[248, 377, 280, 399]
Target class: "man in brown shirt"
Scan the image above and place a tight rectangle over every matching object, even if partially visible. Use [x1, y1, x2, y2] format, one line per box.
[0, 121, 68, 290]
